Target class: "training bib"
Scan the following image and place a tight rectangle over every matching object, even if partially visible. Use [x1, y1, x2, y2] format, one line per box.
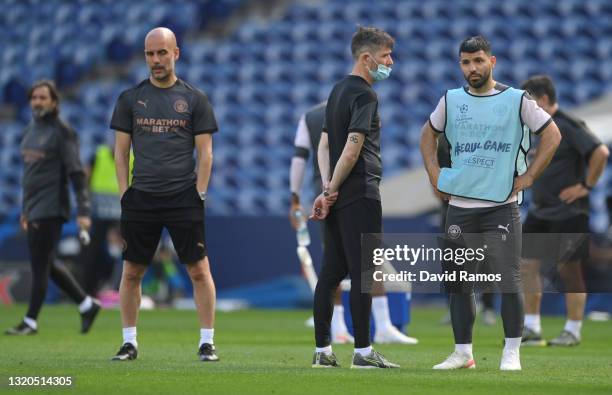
[438, 87, 529, 203]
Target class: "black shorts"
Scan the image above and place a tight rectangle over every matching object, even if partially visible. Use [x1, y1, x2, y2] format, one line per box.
[522, 214, 589, 262]
[120, 185, 206, 265]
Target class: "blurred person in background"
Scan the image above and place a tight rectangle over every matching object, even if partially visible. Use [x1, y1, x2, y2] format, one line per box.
[520, 75, 609, 347]
[80, 137, 130, 296]
[5, 80, 101, 336]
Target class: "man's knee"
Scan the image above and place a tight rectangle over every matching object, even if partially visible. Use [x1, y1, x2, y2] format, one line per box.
[186, 260, 212, 284]
[122, 261, 147, 283]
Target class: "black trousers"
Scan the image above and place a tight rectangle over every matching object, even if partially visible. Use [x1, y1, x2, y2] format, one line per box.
[444, 203, 524, 344]
[25, 218, 86, 320]
[314, 198, 381, 348]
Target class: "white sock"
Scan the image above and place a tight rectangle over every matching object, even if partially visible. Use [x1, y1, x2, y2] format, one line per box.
[372, 296, 393, 330]
[331, 304, 348, 334]
[78, 296, 93, 313]
[199, 328, 214, 347]
[122, 327, 137, 348]
[354, 346, 372, 356]
[524, 314, 542, 334]
[455, 343, 473, 357]
[504, 337, 522, 352]
[315, 345, 332, 355]
[564, 320, 582, 338]
[23, 316, 38, 330]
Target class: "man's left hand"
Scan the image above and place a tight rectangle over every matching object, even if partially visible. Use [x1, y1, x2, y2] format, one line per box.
[512, 173, 535, 196]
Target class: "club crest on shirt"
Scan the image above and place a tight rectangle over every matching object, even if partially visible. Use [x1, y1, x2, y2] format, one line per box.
[448, 224, 462, 239]
[174, 99, 188, 113]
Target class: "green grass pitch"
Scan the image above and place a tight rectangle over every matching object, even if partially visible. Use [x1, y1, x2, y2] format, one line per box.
[1, 305, 611, 394]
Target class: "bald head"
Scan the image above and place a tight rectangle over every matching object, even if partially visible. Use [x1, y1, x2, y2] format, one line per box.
[144, 27, 179, 86]
[145, 27, 177, 49]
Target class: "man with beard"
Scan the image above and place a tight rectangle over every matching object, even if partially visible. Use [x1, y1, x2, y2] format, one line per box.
[5, 80, 100, 336]
[420, 36, 561, 370]
[110, 27, 219, 362]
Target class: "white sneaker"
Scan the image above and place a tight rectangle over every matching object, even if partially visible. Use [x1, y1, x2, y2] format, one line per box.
[332, 330, 354, 344]
[433, 351, 476, 370]
[500, 349, 521, 371]
[374, 325, 418, 345]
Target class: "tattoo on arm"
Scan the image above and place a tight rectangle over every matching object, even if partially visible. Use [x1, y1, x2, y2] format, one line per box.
[349, 135, 359, 144]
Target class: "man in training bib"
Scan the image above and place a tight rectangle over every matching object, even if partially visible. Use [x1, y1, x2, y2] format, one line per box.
[420, 36, 561, 371]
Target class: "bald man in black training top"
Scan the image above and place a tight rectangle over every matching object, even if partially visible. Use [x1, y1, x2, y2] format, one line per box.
[110, 27, 219, 362]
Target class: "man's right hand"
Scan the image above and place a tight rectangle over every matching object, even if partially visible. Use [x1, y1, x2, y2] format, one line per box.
[310, 193, 330, 221]
[20, 214, 28, 231]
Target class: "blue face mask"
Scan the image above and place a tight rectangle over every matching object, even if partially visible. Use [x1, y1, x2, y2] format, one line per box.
[368, 56, 392, 81]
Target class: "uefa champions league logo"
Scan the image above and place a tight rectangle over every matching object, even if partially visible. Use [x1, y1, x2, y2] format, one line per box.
[455, 104, 472, 123]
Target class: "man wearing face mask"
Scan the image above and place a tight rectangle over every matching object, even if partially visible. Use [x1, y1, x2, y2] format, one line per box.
[309, 26, 399, 369]
[420, 36, 561, 370]
[5, 80, 100, 336]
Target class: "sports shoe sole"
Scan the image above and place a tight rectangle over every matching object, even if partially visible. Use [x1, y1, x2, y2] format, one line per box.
[523, 339, 547, 347]
[433, 359, 476, 370]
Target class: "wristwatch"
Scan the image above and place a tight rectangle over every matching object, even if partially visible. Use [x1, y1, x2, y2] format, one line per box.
[581, 181, 593, 191]
[199, 191, 208, 201]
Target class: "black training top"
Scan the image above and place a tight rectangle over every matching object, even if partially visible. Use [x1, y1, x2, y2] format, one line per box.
[110, 78, 218, 195]
[323, 75, 382, 209]
[530, 109, 601, 220]
[21, 114, 90, 221]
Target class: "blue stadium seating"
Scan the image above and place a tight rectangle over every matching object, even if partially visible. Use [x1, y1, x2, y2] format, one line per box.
[0, 0, 611, 228]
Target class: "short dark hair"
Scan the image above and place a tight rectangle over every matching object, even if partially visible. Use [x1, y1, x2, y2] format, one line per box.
[351, 26, 394, 60]
[521, 75, 557, 104]
[459, 35, 491, 56]
[28, 80, 61, 115]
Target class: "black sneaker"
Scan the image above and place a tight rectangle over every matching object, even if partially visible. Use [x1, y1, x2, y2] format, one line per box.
[198, 343, 219, 362]
[80, 301, 101, 334]
[5, 321, 37, 336]
[111, 343, 138, 361]
[312, 352, 340, 368]
[351, 349, 400, 369]
[522, 327, 547, 346]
